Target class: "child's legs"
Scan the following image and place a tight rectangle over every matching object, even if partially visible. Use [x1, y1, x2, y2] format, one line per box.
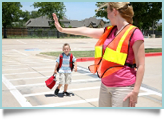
[64, 84, 68, 92]
[57, 84, 63, 89]
[64, 73, 72, 92]
[58, 73, 64, 89]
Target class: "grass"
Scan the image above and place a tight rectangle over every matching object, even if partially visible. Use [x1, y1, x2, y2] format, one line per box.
[3, 35, 90, 39]
[40, 48, 162, 58]
[40, 51, 95, 58]
[145, 48, 162, 53]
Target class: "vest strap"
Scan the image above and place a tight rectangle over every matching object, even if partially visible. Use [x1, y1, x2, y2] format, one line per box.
[124, 63, 136, 68]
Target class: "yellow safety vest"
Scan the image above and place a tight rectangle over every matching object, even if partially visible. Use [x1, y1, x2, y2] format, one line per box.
[88, 24, 137, 78]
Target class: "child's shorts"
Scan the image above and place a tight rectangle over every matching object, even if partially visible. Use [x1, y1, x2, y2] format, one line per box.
[59, 73, 72, 84]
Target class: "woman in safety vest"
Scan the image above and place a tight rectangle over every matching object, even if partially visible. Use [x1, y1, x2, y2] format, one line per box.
[52, 2, 145, 107]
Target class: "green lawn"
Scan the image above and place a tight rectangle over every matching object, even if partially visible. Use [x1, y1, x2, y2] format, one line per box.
[40, 51, 95, 58]
[145, 48, 162, 53]
[40, 48, 162, 58]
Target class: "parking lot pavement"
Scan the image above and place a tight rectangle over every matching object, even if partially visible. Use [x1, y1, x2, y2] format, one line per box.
[2, 38, 162, 108]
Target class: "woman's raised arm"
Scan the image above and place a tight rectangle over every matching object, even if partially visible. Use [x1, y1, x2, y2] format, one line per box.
[52, 13, 104, 39]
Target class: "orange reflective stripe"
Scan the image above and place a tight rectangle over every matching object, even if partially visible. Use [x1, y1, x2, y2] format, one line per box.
[88, 26, 114, 74]
[121, 27, 136, 53]
[102, 67, 123, 78]
[116, 26, 135, 52]
[97, 59, 121, 77]
[103, 26, 136, 65]
[95, 26, 114, 46]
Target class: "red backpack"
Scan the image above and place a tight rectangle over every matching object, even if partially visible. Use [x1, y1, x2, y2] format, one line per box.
[57, 53, 74, 72]
[45, 75, 56, 89]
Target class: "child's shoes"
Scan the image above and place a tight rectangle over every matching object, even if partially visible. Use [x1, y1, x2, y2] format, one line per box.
[63, 91, 70, 96]
[54, 88, 60, 95]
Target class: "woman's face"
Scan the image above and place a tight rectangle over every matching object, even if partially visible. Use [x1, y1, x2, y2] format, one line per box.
[107, 6, 116, 26]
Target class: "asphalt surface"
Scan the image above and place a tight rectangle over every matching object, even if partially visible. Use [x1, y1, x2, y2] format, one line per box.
[2, 38, 162, 108]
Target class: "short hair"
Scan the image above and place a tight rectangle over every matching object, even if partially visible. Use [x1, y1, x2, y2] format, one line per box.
[63, 43, 70, 48]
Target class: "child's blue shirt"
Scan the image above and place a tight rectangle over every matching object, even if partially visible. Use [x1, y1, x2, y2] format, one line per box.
[56, 53, 76, 73]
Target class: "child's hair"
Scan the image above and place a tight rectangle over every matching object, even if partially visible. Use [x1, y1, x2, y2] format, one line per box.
[63, 43, 70, 48]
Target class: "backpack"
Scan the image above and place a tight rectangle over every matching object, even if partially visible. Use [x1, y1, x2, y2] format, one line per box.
[57, 53, 74, 72]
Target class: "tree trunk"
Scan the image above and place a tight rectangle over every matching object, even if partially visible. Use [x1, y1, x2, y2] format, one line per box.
[57, 31, 60, 38]
[3, 25, 7, 38]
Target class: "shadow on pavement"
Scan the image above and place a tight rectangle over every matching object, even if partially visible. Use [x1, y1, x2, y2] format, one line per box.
[45, 92, 74, 98]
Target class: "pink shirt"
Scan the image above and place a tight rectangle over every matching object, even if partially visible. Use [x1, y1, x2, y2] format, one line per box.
[102, 26, 144, 87]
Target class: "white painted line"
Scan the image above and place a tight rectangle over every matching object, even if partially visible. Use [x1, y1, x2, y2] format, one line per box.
[9, 76, 47, 81]
[140, 87, 162, 97]
[23, 86, 159, 98]
[17, 40, 27, 44]
[2, 75, 32, 107]
[12, 49, 28, 56]
[22, 61, 55, 64]
[37, 40, 49, 44]
[5, 71, 92, 76]
[138, 92, 159, 96]
[31, 66, 54, 69]
[36, 98, 98, 107]
[23, 86, 100, 97]
[35, 90, 162, 107]
[2, 63, 22, 66]
[14, 78, 101, 88]
[2, 66, 54, 71]
[3, 71, 52, 75]
[4, 55, 16, 57]
[3, 66, 86, 71]
[2, 68, 29, 71]
[3, 61, 16, 63]
[77, 67, 90, 72]
[2, 64, 29, 67]
[3, 63, 54, 67]
[15, 83, 45, 88]
[8, 73, 93, 81]
[25, 88, 161, 107]
[43, 59, 54, 61]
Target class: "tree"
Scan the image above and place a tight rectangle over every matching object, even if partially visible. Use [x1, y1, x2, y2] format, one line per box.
[20, 10, 41, 27]
[131, 2, 162, 30]
[33, 2, 66, 38]
[2, 2, 22, 38]
[95, 2, 162, 30]
[21, 11, 31, 23]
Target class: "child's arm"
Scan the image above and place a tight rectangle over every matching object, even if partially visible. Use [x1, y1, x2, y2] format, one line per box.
[53, 62, 59, 75]
[74, 61, 77, 72]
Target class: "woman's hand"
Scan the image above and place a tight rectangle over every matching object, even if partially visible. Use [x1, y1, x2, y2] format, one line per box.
[123, 91, 138, 107]
[52, 13, 104, 39]
[52, 13, 63, 32]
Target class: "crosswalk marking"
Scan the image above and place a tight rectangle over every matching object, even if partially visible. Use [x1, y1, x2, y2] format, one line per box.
[36, 98, 98, 107]
[2, 45, 162, 107]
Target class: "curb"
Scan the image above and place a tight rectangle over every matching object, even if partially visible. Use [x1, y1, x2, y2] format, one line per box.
[76, 57, 95, 62]
[145, 52, 162, 57]
[36, 52, 162, 62]
[76, 52, 162, 62]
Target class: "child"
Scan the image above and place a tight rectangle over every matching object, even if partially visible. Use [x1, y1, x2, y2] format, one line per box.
[53, 43, 77, 96]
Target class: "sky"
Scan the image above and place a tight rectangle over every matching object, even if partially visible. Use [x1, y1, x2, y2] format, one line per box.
[20, 2, 108, 21]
